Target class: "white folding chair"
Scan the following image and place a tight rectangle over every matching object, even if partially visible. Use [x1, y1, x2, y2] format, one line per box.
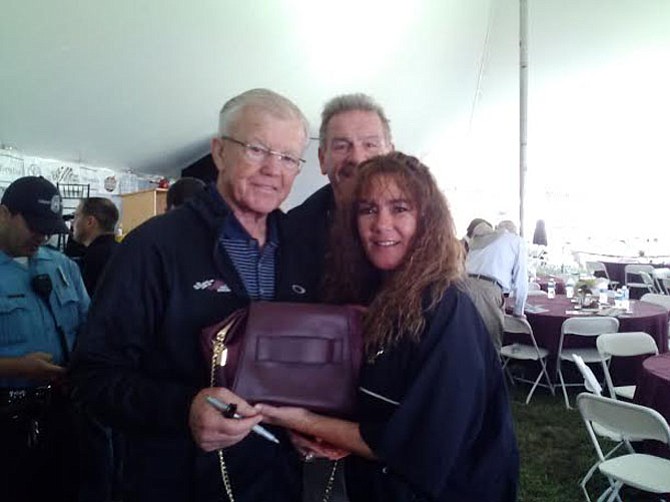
[500, 315, 554, 404]
[585, 261, 618, 289]
[651, 268, 670, 295]
[586, 261, 610, 281]
[577, 393, 670, 502]
[572, 355, 634, 501]
[596, 332, 659, 400]
[662, 278, 670, 297]
[639, 271, 660, 294]
[527, 289, 548, 297]
[640, 293, 670, 311]
[556, 316, 619, 409]
[528, 281, 542, 291]
[624, 264, 657, 295]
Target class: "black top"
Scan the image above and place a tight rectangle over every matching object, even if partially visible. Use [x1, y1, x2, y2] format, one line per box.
[80, 233, 118, 295]
[346, 286, 519, 501]
[70, 188, 316, 502]
[285, 184, 334, 298]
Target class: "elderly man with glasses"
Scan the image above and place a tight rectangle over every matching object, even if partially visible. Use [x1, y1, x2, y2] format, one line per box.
[71, 89, 315, 502]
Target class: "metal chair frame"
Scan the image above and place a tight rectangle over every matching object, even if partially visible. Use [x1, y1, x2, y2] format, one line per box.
[596, 332, 659, 401]
[556, 316, 619, 409]
[500, 315, 554, 404]
[577, 393, 670, 502]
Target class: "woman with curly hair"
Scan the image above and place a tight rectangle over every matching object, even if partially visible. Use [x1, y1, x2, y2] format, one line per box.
[259, 152, 519, 501]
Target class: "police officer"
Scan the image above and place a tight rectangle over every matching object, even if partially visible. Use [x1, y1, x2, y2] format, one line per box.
[0, 176, 90, 502]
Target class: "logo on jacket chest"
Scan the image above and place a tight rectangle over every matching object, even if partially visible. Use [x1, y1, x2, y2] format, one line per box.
[193, 279, 231, 293]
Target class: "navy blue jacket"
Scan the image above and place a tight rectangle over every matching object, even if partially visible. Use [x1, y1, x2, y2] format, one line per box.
[347, 286, 519, 501]
[71, 189, 315, 501]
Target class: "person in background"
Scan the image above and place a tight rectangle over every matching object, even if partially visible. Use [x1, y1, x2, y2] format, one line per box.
[461, 217, 489, 254]
[71, 196, 123, 502]
[465, 219, 529, 348]
[496, 219, 518, 235]
[0, 176, 89, 502]
[72, 197, 119, 295]
[532, 219, 547, 246]
[286, 92, 394, 501]
[70, 88, 314, 502]
[261, 153, 519, 501]
[64, 224, 88, 261]
[166, 176, 206, 211]
[287, 93, 394, 297]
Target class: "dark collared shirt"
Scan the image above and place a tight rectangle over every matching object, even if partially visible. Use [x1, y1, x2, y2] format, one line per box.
[209, 185, 278, 300]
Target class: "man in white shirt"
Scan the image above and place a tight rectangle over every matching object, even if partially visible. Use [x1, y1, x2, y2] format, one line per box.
[465, 220, 528, 349]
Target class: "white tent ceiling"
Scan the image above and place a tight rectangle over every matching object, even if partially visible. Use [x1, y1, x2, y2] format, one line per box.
[1, 1, 669, 225]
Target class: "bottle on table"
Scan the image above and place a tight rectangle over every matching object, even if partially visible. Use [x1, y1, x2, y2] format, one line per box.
[621, 285, 630, 311]
[614, 288, 623, 308]
[547, 278, 556, 299]
[565, 277, 576, 299]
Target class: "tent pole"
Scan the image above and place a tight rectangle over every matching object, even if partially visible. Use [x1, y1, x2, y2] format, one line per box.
[519, 0, 528, 237]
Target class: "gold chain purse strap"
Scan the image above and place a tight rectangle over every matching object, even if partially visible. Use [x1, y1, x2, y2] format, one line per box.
[321, 460, 339, 502]
[210, 319, 237, 501]
[208, 312, 338, 502]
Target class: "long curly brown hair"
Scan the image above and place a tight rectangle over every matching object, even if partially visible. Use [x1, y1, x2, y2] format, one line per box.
[322, 152, 464, 355]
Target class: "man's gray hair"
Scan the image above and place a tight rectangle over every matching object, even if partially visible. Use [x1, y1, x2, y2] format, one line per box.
[496, 220, 518, 235]
[218, 88, 310, 147]
[319, 93, 392, 148]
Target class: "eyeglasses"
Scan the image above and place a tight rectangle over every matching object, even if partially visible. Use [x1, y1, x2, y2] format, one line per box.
[221, 136, 305, 172]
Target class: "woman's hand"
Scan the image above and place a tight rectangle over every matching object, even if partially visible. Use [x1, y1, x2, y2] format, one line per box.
[258, 403, 374, 460]
[288, 431, 350, 461]
[258, 405, 350, 460]
[256, 403, 311, 429]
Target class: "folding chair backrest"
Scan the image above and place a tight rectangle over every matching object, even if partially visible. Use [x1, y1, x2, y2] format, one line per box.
[625, 264, 655, 286]
[577, 393, 670, 445]
[503, 315, 533, 335]
[561, 317, 620, 337]
[652, 268, 670, 280]
[572, 355, 603, 395]
[639, 271, 659, 292]
[596, 332, 659, 358]
[503, 315, 542, 350]
[640, 293, 670, 312]
[528, 282, 541, 291]
[624, 264, 655, 276]
[586, 261, 609, 279]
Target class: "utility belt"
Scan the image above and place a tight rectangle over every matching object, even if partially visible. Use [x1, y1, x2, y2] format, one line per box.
[0, 385, 75, 450]
[0, 385, 54, 419]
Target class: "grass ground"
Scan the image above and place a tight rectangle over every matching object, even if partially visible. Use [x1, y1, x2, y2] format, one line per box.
[509, 384, 666, 501]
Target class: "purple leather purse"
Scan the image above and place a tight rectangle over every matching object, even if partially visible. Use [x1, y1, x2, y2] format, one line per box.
[201, 302, 364, 417]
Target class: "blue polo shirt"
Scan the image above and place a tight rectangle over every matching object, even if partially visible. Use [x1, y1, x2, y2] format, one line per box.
[208, 186, 278, 301]
[0, 247, 89, 388]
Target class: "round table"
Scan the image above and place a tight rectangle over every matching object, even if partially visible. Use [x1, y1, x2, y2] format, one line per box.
[505, 294, 668, 380]
[634, 353, 670, 458]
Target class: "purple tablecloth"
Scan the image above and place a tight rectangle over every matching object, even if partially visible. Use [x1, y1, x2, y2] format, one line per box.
[505, 295, 668, 381]
[534, 276, 566, 295]
[634, 353, 670, 458]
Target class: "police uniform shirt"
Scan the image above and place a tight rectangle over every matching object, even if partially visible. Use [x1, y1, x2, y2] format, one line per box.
[0, 246, 89, 388]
